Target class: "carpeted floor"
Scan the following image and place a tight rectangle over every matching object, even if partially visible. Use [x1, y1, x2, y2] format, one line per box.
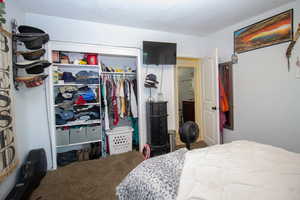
[176, 141, 207, 150]
[30, 142, 207, 200]
[30, 151, 144, 200]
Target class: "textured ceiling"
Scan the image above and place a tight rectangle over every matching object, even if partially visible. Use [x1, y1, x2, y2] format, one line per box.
[19, 0, 294, 36]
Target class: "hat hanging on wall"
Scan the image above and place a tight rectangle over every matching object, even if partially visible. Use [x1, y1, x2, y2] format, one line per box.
[144, 73, 159, 88]
[18, 49, 46, 60]
[16, 33, 49, 50]
[15, 60, 51, 74]
[15, 75, 48, 88]
[18, 25, 45, 34]
[12, 21, 51, 90]
[16, 25, 49, 50]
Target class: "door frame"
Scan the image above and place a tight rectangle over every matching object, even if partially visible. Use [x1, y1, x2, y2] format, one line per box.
[174, 57, 204, 145]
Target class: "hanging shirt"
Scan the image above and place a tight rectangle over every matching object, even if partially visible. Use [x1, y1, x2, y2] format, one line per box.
[116, 79, 121, 116]
[125, 80, 131, 116]
[219, 78, 229, 135]
[119, 80, 126, 118]
[219, 79, 229, 112]
[130, 81, 138, 118]
[112, 80, 119, 126]
[102, 78, 110, 130]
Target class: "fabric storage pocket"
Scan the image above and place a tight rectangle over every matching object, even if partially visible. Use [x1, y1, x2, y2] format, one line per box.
[86, 125, 101, 141]
[56, 128, 70, 146]
[70, 126, 87, 144]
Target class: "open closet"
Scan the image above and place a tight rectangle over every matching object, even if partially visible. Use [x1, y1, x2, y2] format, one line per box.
[46, 42, 144, 169]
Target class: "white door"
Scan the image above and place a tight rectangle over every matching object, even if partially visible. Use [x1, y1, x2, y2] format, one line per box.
[202, 49, 220, 145]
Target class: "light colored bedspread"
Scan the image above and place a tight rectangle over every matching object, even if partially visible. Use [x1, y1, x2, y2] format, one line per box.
[177, 140, 300, 200]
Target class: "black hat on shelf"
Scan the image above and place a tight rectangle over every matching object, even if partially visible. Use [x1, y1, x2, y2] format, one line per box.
[62, 72, 76, 83]
[18, 49, 46, 60]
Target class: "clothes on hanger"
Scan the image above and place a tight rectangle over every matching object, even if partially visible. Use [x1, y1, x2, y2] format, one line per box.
[130, 82, 138, 118]
[219, 78, 229, 137]
[101, 78, 110, 130]
[101, 75, 138, 130]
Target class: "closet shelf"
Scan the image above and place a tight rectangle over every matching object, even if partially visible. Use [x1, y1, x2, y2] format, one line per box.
[56, 139, 102, 148]
[56, 119, 101, 127]
[54, 83, 99, 86]
[53, 63, 100, 68]
[55, 103, 100, 107]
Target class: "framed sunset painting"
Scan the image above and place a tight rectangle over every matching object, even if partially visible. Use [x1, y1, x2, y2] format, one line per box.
[234, 9, 293, 53]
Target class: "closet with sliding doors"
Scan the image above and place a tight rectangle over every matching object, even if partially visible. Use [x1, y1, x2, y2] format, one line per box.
[46, 41, 145, 169]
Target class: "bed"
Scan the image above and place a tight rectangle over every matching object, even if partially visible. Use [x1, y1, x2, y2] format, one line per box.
[116, 141, 300, 200]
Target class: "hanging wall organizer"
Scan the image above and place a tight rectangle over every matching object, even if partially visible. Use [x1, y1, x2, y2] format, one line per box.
[11, 20, 51, 90]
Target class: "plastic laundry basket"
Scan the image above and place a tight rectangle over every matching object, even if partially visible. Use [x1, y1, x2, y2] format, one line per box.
[106, 126, 133, 155]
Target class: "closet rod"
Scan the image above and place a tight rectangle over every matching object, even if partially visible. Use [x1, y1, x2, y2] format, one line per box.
[50, 39, 142, 50]
[100, 74, 136, 76]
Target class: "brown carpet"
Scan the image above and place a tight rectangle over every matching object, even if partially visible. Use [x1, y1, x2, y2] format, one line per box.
[30, 143, 207, 200]
[30, 151, 144, 200]
[176, 141, 207, 150]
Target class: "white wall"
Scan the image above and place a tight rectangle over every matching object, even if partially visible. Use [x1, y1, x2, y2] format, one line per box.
[22, 13, 204, 168]
[203, 1, 300, 153]
[25, 14, 204, 58]
[0, 2, 28, 199]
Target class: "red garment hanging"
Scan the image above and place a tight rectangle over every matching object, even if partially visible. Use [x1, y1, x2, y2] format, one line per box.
[219, 79, 229, 112]
[112, 81, 119, 126]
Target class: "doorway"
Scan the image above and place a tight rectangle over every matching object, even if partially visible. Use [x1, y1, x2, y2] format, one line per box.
[175, 57, 203, 145]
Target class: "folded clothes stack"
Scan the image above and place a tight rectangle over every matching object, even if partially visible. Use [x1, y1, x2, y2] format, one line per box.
[55, 105, 100, 125]
[55, 86, 77, 105]
[55, 107, 75, 125]
[76, 86, 97, 103]
[60, 71, 100, 84]
[55, 86, 97, 106]
[74, 105, 100, 121]
[55, 86, 99, 125]
[76, 71, 99, 84]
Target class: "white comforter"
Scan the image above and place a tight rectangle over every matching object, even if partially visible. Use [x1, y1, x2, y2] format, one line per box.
[177, 141, 300, 200]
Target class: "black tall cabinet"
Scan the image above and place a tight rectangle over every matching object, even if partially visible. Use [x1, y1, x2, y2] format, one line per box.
[146, 101, 169, 156]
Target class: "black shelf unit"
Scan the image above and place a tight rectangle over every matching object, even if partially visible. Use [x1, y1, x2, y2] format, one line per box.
[146, 101, 169, 157]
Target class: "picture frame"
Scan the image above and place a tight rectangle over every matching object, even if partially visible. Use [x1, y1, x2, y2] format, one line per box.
[234, 9, 293, 54]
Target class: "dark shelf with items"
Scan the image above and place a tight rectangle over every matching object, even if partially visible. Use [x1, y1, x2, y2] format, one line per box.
[146, 101, 169, 157]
